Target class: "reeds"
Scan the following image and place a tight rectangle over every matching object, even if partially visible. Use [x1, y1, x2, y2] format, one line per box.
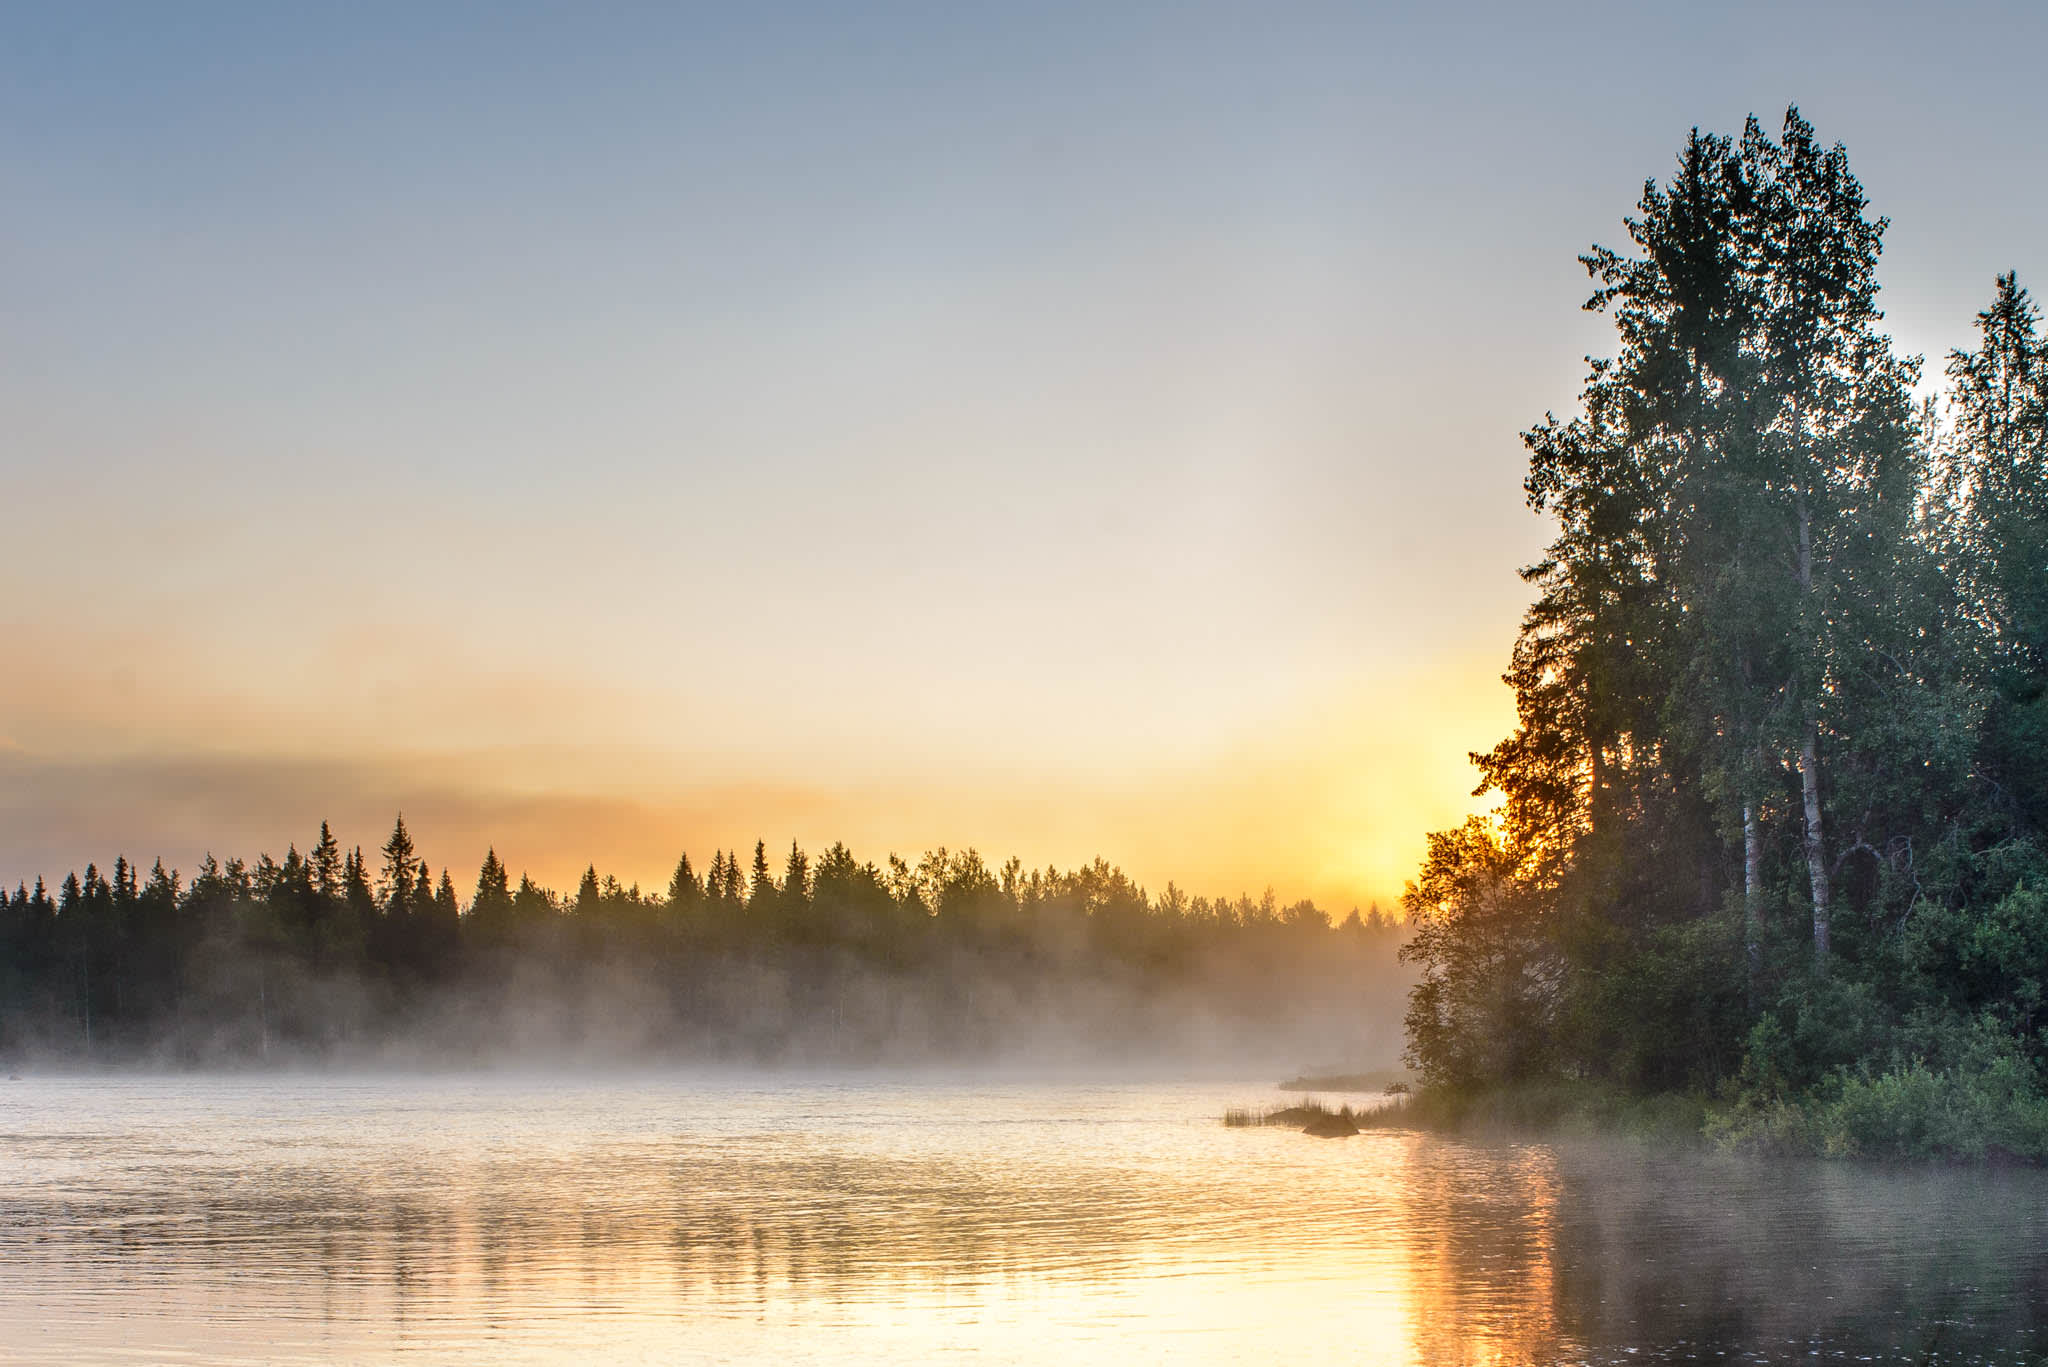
[1223, 1091, 1416, 1130]
[1223, 1098, 1356, 1128]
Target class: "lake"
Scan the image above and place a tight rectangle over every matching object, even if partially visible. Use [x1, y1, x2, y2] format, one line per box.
[1, 1075, 2042, 1363]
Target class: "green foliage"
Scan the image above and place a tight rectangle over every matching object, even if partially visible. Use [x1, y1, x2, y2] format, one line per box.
[1400, 819, 1555, 1090]
[1713, 1026, 2048, 1161]
[1401, 108, 2048, 1160]
[1562, 910, 1746, 1091]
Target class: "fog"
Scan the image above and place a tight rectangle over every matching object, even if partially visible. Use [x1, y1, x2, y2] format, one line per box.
[0, 835, 1413, 1079]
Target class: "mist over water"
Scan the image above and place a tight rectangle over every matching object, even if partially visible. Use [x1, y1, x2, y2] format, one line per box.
[0, 837, 1414, 1078]
[2, 1075, 2041, 1364]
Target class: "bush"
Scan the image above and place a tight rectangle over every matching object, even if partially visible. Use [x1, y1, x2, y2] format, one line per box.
[1711, 1034, 2048, 1162]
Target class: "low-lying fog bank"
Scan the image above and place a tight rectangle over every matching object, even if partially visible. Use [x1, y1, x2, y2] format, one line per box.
[2, 841, 1413, 1074]
[0, 942, 1406, 1074]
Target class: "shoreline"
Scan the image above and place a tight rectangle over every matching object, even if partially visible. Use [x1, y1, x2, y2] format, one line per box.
[1232, 1078, 2048, 1165]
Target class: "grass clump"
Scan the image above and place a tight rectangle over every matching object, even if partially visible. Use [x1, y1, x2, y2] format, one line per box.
[1224, 1098, 1345, 1128]
[1223, 1097, 1388, 1129]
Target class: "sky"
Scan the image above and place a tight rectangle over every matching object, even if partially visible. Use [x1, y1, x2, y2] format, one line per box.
[4, 1, 2045, 911]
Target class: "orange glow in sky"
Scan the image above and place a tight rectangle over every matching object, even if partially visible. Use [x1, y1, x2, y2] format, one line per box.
[4, 7, 2037, 909]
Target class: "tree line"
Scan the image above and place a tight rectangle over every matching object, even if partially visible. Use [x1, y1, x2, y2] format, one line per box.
[0, 817, 1407, 1066]
[1401, 108, 2048, 1155]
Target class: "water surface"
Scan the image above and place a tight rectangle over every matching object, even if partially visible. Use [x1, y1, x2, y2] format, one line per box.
[1, 1076, 2042, 1363]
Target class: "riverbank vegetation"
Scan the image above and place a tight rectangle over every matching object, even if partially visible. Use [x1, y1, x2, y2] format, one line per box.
[1223, 1098, 1373, 1136]
[0, 826, 1408, 1067]
[1399, 108, 2048, 1162]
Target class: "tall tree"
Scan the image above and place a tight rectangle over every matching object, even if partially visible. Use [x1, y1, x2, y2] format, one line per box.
[1544, 108, 1918, 970]
[309, 821, 342, 901]
[1409, 107, 1931, 1096]
[780, 840, 810, 929]
[748, 840, 774, 916]
[472, 848, 513, 934]
[378, 816, 418, 917]
[666, 852, 699, 910]
[1945, 274, 2048, 827]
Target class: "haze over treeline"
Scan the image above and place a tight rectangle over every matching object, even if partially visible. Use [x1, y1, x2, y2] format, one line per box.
[1402, 110, 2048, 1157]
[0, 818, 1407, 1070]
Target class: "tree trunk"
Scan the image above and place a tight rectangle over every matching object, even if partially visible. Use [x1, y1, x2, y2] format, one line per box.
[1795, 488, 1831, 969]
[1588, 741, 1605, 836]
[1800, 720, 1830, 967]
[1742, 798, 1762, 1004]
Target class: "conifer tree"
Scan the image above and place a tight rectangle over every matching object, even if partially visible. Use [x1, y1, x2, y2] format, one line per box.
[666, 852, 699, 909]
[378, 816, 417, 916]
[472, 848, 513, 930]
[343, 847, 376, 936]
[1946, 274, 2048, 827]
[513, 872, 553, 924]
[749, 840, 774, 913]
[310, 821, 342, 901]
[781, 841, 810, 916]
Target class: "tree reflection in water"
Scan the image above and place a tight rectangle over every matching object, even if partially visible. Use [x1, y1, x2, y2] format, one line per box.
[2, 1079, 2044, 1363]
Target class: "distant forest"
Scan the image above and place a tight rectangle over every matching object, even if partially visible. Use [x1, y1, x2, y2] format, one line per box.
[1402, 109, 2048, 1156]
[0, 820, 1407, 1068]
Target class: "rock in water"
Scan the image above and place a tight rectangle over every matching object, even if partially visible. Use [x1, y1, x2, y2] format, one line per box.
[1301, 1112, 1359, 1139]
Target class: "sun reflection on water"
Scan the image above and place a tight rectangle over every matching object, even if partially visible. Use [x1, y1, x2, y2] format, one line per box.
[2, 1077, 2044, 1364]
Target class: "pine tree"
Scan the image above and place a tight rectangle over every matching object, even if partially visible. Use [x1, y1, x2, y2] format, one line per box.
[378, 816, 418, 916]
[1946, 274, 2048, 828]
[749, 840, 774, 914]
[781, 841, 810, 915]
[343, 847, 376, 938]
[666, 852, 699, 909]
[310, 820, 343, 901]
[516, 872, 554, 919]
[472, 848, 513, 930]
[432, 870, 462, 956]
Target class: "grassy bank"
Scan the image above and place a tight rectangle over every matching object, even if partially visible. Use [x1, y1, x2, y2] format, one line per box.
[1260, 1067, 2048, 1163]
[1341, 1080, 1709, 1146]
[1704, 1061, 2048, 1162]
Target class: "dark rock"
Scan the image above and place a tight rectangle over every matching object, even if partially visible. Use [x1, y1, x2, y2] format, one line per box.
[1302, 1112, 1359, 1139]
